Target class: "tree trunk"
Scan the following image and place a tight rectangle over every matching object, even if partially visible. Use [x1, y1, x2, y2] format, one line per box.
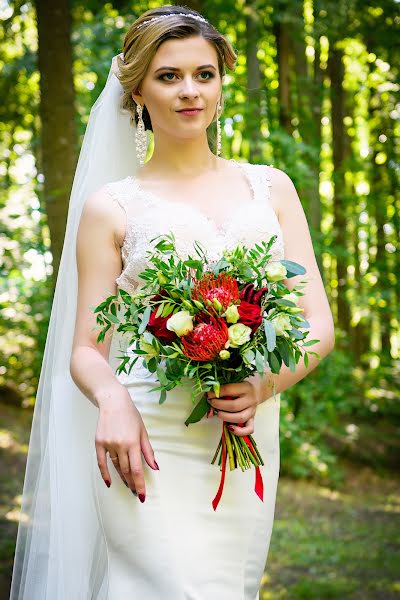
[328, 46, 351, 334]
[35, 0, 77, 282]
[245, 2, 263, 163]
[273, 3, 293, 135]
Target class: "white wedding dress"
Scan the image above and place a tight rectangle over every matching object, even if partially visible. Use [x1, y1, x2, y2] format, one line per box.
[93, 159, 285, 599]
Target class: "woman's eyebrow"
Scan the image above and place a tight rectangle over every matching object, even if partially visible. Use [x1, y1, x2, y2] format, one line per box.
[154, 64, 217, 74]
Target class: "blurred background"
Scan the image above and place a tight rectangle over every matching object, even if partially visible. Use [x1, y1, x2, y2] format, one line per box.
[0, 0, 399, 598]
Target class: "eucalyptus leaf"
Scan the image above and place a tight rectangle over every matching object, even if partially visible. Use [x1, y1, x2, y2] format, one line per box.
[255, 349, 265, 374]
[156, 365, 169, 386]
[280, 259, 306, 277]
[264, 319, 276, 352]
[138, 305, 152, 334]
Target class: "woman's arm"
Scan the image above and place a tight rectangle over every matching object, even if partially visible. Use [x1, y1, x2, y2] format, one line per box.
[69, 186, 157, 499]
[69, 185, 126, 409]
[255, 166, 335, 401]
[207, 167, 335, 434]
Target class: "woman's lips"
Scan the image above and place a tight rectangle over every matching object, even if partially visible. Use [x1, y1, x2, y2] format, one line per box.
[177, 109, 203, 116]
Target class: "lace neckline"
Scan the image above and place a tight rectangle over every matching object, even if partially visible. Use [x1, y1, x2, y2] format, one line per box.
[126, 159, 259, 235]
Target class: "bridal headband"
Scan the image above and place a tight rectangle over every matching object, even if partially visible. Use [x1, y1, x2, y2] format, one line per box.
[136, 12, 209, 30]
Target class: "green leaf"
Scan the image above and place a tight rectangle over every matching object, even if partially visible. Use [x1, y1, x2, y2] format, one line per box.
[264, 319, 276, 352]
[155, 303, 164, 318]
[277, 337, 290, 367]
[288, 349, 297, 372]
[280, 259, 306, 277]
[156, 365, 169, 386]
[304, 352, 309, 368]
[103, 311, 120, 324]
[138, 305, 152, 334]
[269, 351, 281, 374]
[242, 348, 255, 365]
[185, 395, 209, 426]
[303, 339, 320, 347]
[255, 349, 265, 374]
[159, 389, 167, 404]
[162, 303, 174, 317]
[184, 259, 203, 269]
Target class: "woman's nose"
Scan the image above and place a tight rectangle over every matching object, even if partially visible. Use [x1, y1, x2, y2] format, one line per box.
[179, 77, 200, 98]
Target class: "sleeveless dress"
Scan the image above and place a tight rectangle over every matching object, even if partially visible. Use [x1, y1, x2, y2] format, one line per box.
[92, 160, 285, 600]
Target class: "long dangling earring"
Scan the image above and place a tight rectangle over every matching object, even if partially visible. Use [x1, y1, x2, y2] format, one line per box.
[135, 103, 147, 165]
[216, 99, 222, 157]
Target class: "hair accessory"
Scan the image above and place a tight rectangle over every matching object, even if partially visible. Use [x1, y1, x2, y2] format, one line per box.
[136, 13, 209, 30]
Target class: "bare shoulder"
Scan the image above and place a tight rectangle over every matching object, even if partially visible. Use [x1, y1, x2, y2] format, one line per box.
[80, 183, 126, 249]
[265, 165, 299, 221]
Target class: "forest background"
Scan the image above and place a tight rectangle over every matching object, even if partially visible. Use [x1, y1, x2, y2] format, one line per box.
[0, 0, 399, 598]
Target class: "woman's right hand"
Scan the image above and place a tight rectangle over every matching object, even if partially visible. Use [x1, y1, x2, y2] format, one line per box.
[94, 385, 159, 502]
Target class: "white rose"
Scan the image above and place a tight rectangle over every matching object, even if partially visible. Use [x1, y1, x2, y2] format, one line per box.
[271, 313, 292, 336]
[166, 310, 194, 336]
[265, 262, 287, 282]
[226, 323, 252, 348]
[223, 304, 240, 323]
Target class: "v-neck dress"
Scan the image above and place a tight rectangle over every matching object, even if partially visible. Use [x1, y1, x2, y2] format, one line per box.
[92, 160, 285, 600]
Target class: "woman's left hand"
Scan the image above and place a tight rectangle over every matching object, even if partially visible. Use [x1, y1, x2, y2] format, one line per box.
[206, 375, 263, 437]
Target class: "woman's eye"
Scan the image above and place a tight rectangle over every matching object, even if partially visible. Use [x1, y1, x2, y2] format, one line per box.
[158, 71, 215, 81]
[159, 72, 177, 81]
[198, 71, 214, 80]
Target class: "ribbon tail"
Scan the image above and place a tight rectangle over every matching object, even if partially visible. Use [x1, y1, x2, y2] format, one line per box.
[254, 466, 264, 502]
[243, 435, 264, 503]
[212, 425, 227, 511]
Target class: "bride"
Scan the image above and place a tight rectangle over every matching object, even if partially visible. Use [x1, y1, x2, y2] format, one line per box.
[10, 6, 335, 599]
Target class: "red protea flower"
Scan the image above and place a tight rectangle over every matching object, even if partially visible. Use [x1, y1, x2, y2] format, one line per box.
[192, 272, 240, 312]
[181, 315, 228, 361]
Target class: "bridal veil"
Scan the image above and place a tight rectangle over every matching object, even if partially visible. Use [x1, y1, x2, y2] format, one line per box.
[9, 54, 144, 599]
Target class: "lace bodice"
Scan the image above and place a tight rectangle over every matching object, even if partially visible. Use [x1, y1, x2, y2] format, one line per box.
[106, 159, 285, 296]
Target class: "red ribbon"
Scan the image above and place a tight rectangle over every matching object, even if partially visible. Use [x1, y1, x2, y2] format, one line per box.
[212, 421, 264, 510]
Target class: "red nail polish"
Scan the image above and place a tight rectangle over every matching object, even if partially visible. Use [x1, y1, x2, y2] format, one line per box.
[154, 460, 160, 470]
[139, 493, 146, 503]
[228, 425, 235, 432]
[105, 479, 111, 488]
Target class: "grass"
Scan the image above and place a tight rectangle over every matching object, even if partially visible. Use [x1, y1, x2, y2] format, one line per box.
[1, 401, 399, 599]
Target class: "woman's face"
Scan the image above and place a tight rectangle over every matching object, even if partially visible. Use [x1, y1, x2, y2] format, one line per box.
[132, 35, 222, 140]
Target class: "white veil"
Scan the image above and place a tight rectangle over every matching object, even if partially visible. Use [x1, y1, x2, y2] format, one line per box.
[9, 54, 144, 599]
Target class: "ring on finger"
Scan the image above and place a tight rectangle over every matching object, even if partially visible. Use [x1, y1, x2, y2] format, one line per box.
[213, 408, 219, 416]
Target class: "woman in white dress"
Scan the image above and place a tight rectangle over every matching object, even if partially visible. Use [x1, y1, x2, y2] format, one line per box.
[10, 6, 335, 600]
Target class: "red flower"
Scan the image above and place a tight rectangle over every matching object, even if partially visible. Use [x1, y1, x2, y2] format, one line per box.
[237, 301, 262, 333]
[192, 272, 240, 312]
[147, 290, 177, 343]
[181, 316, 228, 361]
[239, 283, 269, 306]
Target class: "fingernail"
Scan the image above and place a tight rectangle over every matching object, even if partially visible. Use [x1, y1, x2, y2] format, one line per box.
[228, 425, 235, 432]
[154, 460, 160, 470]
[139, 493, 146, 503]
[105, 479, 111, 488]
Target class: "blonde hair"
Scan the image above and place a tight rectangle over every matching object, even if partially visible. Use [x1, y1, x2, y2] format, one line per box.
[115, 5, 237, 132]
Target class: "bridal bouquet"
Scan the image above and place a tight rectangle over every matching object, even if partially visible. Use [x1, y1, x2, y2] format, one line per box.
[93, 232, 319, 509]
